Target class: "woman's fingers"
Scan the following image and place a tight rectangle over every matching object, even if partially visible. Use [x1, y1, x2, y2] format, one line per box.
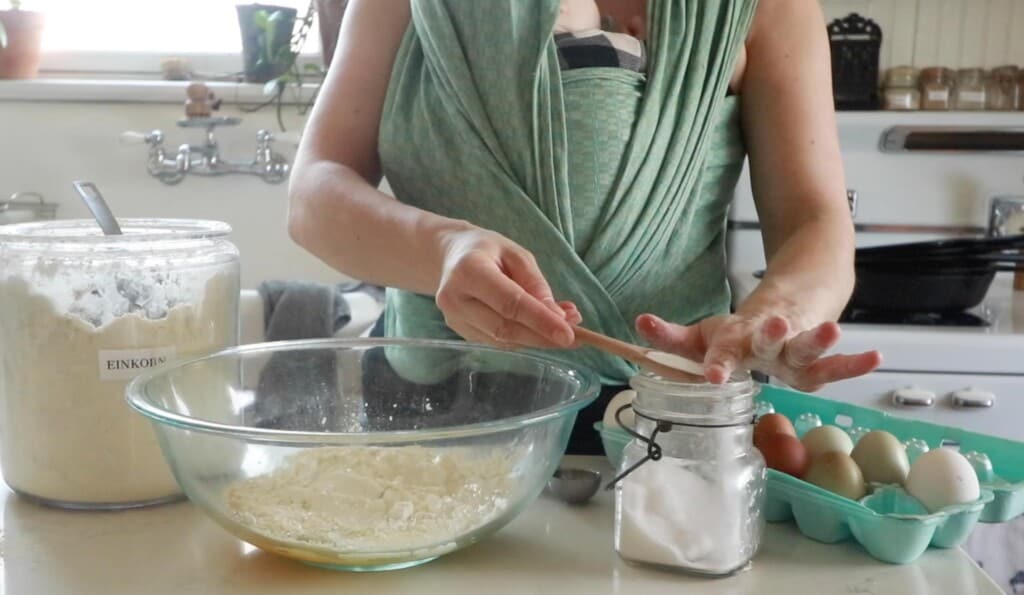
[468, 258, 574, 347]
[702, 319, 757, 384]
[783, 322, 841, 368]
[703, 341, 744, 384]
[453, 298, 571, 349]
[785, 350, 883, 392]
[751, 315, 789, 361]
[559, 301, 583, 325]
[635, 314, 706, 360]
[502, 250, 566, 317]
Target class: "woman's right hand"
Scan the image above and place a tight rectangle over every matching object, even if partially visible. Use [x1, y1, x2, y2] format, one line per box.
[436, 228, 580, 350]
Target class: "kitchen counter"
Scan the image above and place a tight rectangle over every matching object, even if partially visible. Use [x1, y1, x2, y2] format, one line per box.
[0, 456, 1001, 595]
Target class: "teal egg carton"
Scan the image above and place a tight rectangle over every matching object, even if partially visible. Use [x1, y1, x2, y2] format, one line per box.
[766, 470, 994, 563]
[593, 384, 1024, 564]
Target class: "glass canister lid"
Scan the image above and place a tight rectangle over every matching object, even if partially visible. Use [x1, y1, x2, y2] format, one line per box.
[0, 218, 231, 244]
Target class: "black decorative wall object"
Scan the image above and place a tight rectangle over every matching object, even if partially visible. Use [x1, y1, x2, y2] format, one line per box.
[828, 13, 883, 111]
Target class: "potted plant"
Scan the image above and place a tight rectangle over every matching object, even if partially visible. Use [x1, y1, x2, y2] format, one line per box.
[239, 1, 323, 132]
[0, 0, 45, 79]
[237, 3, 299, 83]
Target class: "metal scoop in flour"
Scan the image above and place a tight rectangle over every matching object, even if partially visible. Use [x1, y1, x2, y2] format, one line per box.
[73, 180, 122, 235]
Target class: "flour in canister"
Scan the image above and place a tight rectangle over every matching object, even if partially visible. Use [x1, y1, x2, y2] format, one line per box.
[0, 269, 235, 505]
[225, 446, 513, 553]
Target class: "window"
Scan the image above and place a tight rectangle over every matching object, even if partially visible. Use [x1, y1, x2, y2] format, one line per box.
[30, 0, 321, 76]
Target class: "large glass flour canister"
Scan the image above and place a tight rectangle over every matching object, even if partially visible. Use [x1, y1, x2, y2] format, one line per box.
[0, 219, 239, 509]
[614, 370, 766, 575]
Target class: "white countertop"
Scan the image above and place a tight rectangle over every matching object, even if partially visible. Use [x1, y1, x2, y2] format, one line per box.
[0, 456, 1001, 595]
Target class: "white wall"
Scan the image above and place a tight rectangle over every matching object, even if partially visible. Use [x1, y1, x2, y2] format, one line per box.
[0, 101, 341, 288]
[822, 0, 1024, 70]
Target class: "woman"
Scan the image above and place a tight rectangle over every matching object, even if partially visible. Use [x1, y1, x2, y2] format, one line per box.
[288, 0, 882, 453]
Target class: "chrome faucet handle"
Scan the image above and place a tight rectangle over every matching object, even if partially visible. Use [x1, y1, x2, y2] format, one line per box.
[120, 130, 164, 146]
[847, 189, 858, 218]
[254, 130, 288, 183]
[988, 196, 1024, 237]
[255, 129, 274, 149]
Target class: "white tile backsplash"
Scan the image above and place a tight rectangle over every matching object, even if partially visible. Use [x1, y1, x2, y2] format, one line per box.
[823, 0, 1024, 70]
[0, 101, 340, 289]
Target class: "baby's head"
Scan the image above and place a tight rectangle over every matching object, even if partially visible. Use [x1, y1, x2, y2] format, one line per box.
[554, 0, 601, 34]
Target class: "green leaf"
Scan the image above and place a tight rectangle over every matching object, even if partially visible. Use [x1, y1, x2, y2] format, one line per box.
[267, 10, 286, 25]
[303, 63, 324, 74]
[252, 9, 269, 29]
[0, 21, 7, 50]
[273, 45, 294, 65]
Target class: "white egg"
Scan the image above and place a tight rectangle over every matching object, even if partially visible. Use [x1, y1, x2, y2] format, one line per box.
[801, 425, 854, 460]
[905, 447, 981, 512]
[603, 390, 637, 429]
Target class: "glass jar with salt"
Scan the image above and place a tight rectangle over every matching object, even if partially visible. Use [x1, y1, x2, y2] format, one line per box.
[613, 367, 765, 576]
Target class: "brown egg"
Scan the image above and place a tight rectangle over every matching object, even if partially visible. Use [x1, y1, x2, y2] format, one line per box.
[754, 413, 797, 448]
[804, 451, 866, 500]
[756, 432, 809, 478]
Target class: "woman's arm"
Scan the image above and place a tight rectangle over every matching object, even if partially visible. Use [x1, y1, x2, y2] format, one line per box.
[288, 0, 441, 292]
[637, 0, 881, 390]
[740, 0, 853, 324]
[288, 0, 576, 349]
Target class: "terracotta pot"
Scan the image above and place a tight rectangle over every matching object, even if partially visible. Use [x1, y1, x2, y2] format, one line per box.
[0, 10, 44, 79]
[315, 0, 347, 69]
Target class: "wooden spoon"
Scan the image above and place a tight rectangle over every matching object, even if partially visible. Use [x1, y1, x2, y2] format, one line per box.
[572, 326, 705, 383]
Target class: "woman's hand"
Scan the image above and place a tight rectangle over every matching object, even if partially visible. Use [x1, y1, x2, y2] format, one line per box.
[636, 310, 882, 393]
[436, 228, 581, 349]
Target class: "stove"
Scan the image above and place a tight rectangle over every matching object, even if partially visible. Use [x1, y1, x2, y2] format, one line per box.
[726, 111, 1024, 442]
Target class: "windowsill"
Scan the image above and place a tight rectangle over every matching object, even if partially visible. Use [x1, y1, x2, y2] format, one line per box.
[0, 77, 320, 105]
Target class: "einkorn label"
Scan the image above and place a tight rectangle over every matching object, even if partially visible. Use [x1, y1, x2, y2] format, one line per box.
[97, 347, 177, 381]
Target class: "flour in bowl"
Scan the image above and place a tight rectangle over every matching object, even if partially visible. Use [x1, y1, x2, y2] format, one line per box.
[225, 446, 513, 552]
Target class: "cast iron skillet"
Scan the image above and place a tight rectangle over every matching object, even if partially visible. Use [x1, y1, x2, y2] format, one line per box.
[850, 250, 1023, 313]
[751, 236, 1024, 313]
[850, 267, 999, 312]
[855, 234, 1024, 261]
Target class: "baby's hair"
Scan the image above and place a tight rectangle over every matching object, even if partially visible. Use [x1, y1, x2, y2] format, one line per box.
[600, 14, 617, 32]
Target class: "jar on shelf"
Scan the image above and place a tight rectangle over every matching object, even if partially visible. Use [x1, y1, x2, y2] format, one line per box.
[986, 65, 1020, 111]
[1018, 71, 1024, 112]
[882, 65, 920, 110]
[613, 369, 766, 576]
[0, 219, 240, 510]
[919, 66, 954, 110]
[953, 68, 988, 110]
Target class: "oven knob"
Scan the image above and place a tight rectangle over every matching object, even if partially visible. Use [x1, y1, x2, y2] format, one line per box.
[951, 388, 996, 409]
[891, 387, 935, 408]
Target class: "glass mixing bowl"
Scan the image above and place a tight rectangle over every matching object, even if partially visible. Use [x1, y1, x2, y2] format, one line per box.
[126, 338, 600, 571]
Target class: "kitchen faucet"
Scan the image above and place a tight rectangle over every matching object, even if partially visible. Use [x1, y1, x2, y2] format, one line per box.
[121, 116, 290, 185]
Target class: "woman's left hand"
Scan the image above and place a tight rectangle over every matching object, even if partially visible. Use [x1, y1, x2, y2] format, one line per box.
[635, 311, 882, 392]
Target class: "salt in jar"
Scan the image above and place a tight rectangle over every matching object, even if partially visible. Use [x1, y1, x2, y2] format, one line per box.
[613, 368, 765, 576]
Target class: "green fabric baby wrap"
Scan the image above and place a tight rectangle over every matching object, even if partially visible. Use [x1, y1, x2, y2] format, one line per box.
[378, 0, 757, 385]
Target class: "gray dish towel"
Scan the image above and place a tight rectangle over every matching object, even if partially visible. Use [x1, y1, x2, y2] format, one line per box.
[248, 281, 358, 431]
